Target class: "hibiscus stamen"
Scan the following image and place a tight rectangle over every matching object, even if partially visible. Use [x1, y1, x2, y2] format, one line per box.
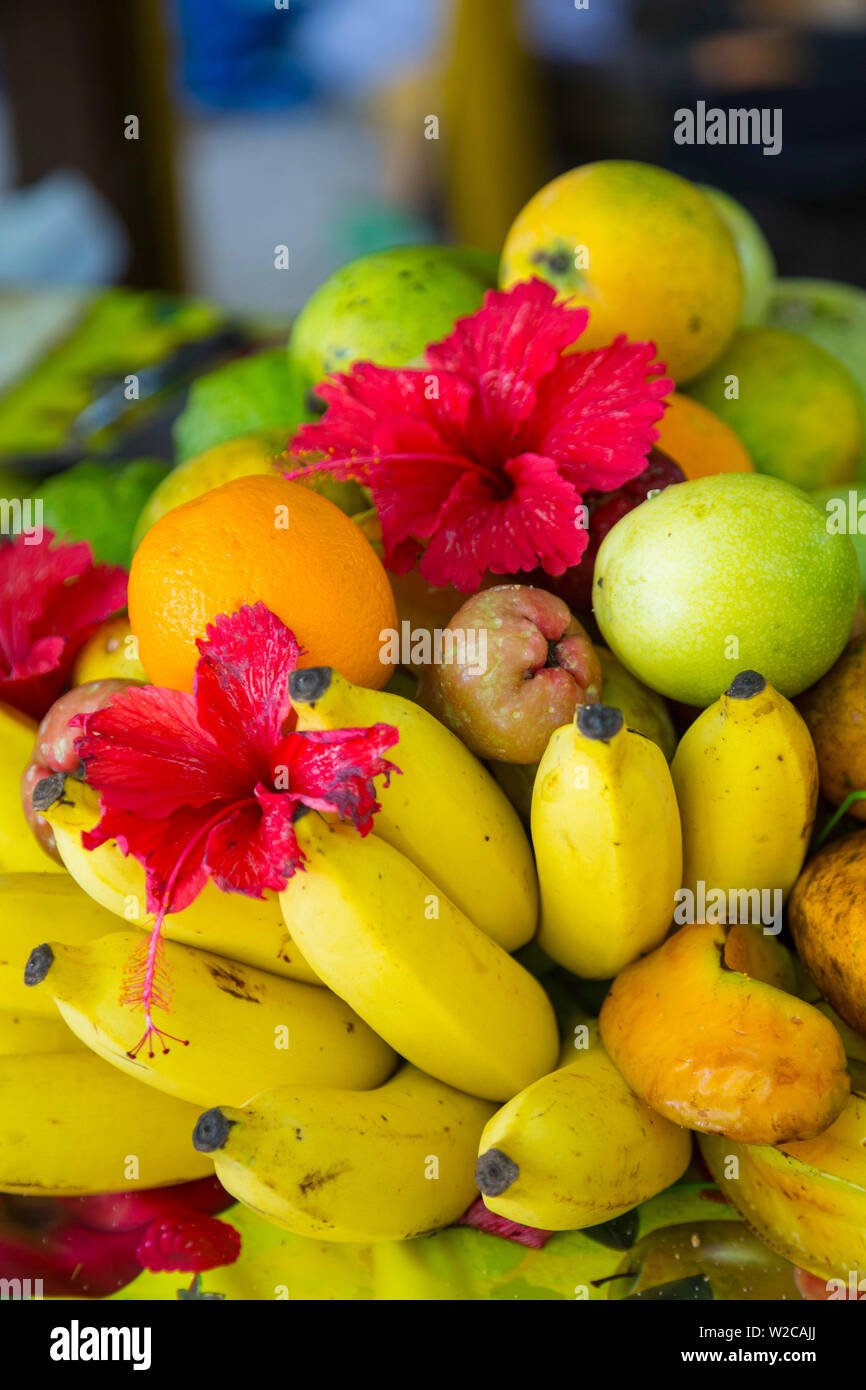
[124, 797, 253, 1059]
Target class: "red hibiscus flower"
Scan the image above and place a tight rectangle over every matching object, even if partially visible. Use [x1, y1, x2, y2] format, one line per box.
[73, 601, 399, 1058]
[0, 531, 127, 720]
[286, 279, 672, 593]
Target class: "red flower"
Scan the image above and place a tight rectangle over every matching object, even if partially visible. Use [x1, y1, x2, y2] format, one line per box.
[0, 532, 127, 720]
[136, 1213, 241, 1274]
[74, 602, 399, 1057]
[286, 280, 672, 592]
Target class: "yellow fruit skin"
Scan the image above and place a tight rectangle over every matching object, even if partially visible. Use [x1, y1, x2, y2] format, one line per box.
[0, 702, 65, 874]
[202, 1065, 496, 1242]
[39, 776, 321, 985]
[0, 1008, 83, 1056]
[699, 1093, 866, 1282]
[0, 875, 121, 1018]
[531, 710, 682, 978]
[290, 667, 537, 952]
[71, 616, 148, 684]
[671, 674, 818, 903]
[279, 816, 559, 1102]
[0, 1051, 212, 1195]
[500, 161, 743, 383]
[477, 1020, 691, 1230]
[27, 931, 395, 1108]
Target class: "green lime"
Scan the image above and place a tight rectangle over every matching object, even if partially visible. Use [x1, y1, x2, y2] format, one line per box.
[173, 348, 310, 463]
[40, 458, 170, 567]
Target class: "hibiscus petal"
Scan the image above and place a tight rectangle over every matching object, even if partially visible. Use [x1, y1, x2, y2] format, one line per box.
[204, 794, 299, 897]
[426, 279, 589, 460]
[420, 454, 586, 592]
[533, 337, 673, 492]
[77, 685, 249, 817]
[82, 800, 216, 915]
[272, 725, 400, 833]
[194, 603, 301, 779]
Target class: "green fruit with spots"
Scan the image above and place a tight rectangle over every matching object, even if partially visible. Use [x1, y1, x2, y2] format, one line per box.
[688, 327, 863, 491]
[594, 473, 860, 707]
[700, 186, 776, 325]
[287, 245, 498, 398]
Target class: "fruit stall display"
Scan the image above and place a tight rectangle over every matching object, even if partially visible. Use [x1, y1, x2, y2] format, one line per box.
[2, 160, 866, 1302]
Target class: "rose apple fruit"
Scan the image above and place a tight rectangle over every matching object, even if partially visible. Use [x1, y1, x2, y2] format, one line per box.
[417, 586, 601, 763]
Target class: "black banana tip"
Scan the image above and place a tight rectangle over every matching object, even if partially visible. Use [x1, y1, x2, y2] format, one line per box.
[32, 772, 68, 814]
[24, 943, 54, 987]
[576, 704, 624, 743]
[726, 670, 766, 700]
[289, 667, 333, 704]
[475, 1148, 520, 1197]
[193, 1108, 235, 1153]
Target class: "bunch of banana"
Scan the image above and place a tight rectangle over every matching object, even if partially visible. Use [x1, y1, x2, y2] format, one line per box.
[23, 930, 396, 1108]
[672, 671, 819, 902]
[279, 811, 558, 1101]
[35, 775, 321, 985]
[0, 701, 64, 874]
[530, 704, 682, 978]
[192, 1064, 496, 1242]
[475, 1014, 692, 1230]
[0, 1050, 212, 1195]
[288, 665, 538, 951]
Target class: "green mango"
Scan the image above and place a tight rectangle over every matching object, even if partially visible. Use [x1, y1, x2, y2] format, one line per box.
[288, 245, 498, 399]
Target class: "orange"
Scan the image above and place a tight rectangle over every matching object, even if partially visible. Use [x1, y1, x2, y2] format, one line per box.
[656, 392, 753, 480]
[128, 475, 398, 693]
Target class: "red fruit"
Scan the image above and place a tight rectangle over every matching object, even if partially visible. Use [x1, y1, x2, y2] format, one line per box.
[55, 1175, 232, 1233]
[0, 1214, 142, 1299]
[525, 449, 685, 614]
[136, 1213, 241, 1274]
[458, 1197, 551, 1250]
[20, 758, 61, 862]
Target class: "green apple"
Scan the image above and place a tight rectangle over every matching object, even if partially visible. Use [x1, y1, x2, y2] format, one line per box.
[700, 186, 776, 325]
[593, 473, 859, 707]
[288, 244, 498, 398]
[687, 326, 863, 491]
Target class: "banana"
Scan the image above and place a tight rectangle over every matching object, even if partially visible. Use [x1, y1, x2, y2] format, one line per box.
[671, 670, 818, 903]
[0, 1008, 83, 1055]
[0, 701, 64, 873]
[699, 1089, 866, 1283]
[36, 774, 322, 985]
[23, 930, 396, 1107]
[531, 704, 682, 979]
[0, 874, 121, 1018]
[279, 813, 559, 1101]
[193, 1064, 496, 1242]
[288, 666, 538, 952]
[475, 1016, 692, 1229]
[0, 1050, 212, 1194]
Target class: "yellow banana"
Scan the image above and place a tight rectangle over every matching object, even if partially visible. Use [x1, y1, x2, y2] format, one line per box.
[0, 701, 64, 873]
[475, 1017, 691, 1229]
[699, 1089, 866, 1283]
[0, 1050, 212, 1194]
[289, 666, 537, 952]
[36, 774, 321, 985]
[531, 704, 682, 978]
[279, 813, 559, 1101]
[193, 1064, 496, 1242]
[0, 874, 121, 1018]
[23, 930, 396, 1108]
[671, 670, 818, 903]
[0, 1008, 84, 1055]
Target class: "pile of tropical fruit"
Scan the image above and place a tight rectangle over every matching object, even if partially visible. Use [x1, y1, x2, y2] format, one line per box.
[2, 160, 866, 1301]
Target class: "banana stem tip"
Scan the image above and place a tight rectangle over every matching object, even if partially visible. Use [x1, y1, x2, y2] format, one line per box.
[475, 1148, 520, 1197]
[24, 943, 54, 987]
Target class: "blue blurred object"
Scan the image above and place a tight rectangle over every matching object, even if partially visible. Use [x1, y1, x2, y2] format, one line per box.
[0, 170, 128, 286]
[174, 0, 316, 110]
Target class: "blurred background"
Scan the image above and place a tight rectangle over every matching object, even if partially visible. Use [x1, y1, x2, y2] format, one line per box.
[0, 0, 863, 477]
[1, 0, 864, 306]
